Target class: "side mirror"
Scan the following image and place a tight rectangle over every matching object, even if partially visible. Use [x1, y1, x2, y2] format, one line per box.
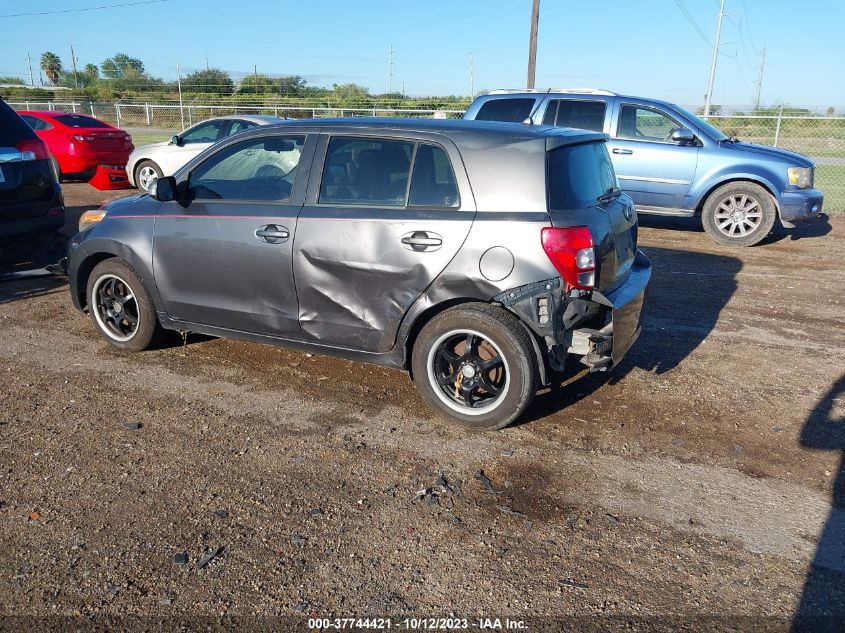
[149, 176, 177, 202]
[671, 127, 696, 145]
[170, 135, 183, 146]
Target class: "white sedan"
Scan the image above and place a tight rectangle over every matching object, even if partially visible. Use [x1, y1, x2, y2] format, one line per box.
[127, 115, 283, 192]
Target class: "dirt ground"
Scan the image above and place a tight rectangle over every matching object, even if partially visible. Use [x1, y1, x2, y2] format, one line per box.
[0, 183, 843, 631]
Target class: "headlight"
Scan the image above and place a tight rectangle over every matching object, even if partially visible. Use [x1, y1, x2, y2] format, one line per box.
[78, 209, 107, 232]
[787, 166, 813, 189]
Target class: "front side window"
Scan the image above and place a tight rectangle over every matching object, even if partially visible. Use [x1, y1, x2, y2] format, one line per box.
[543, 100, 607, 132]
[319, 137, 414, 206]
[617, 105, 679, 142]
[181, 120, 226, 144]
[475, 98, 535, 123]
[54, 114, 109, 128]
[548, 142, 617, 210]
[188, 135, 305, 201]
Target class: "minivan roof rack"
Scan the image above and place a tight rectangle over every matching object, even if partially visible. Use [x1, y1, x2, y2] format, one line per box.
[488, 88, 617, 96]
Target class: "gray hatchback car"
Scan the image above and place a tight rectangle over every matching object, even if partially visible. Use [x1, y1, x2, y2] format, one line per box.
[67, 119, 651, 430]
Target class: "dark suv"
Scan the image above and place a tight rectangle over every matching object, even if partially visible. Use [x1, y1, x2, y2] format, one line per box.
[67, 119, 650, 430]
[0, 98, 64, 239]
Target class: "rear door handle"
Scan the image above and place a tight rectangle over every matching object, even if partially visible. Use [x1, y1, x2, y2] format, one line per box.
[255, 224, 290, 244]
[400, 231, 443, 252]
[612, 148, 633, 155]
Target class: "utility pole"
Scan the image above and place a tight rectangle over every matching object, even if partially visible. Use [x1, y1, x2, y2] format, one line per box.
[70, 45, 79, 89]
[254, 64, 258, 79]
[388, 44, 395, 94]
[703, 0, 725, 117]
[177, 61, 185, 130]
[527, 0, 540, 89]
[206, 57, 209, 70]
[469, 52, 474, 97]
[753, 46, 766, 111]
[26, 53, 35, 86]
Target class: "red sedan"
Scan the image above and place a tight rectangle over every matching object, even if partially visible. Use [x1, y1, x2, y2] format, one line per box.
[17, 111, 134, 186]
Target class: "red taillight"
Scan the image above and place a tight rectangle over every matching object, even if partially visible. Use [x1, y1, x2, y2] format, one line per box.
[541, 226, 596, 290]
[16, 139, 50, 161]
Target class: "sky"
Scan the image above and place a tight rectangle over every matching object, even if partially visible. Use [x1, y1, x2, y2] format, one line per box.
[0, 0, 843, 109]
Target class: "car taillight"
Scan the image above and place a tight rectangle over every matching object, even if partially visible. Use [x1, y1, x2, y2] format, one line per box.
[124, 134, 132, 143]
[15, 139, 50, 161]
[541, 226, 596, 290]
[69, 134, 94, 142]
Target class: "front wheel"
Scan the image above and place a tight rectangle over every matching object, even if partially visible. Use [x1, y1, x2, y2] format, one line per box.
[134, 160, 162, 193]
[411, 304, 539, 431]
[701, 182, 777, 247]
[86, 258, 162, 351]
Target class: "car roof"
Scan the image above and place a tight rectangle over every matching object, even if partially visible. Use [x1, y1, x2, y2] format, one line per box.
[476, 90, 677, 109]
[199, 114, 283, 125]
[261, 117, 607, 150]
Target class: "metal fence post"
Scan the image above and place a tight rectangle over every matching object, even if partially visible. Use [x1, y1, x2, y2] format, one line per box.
[71, 102, 77, 113]
[90, 102, 95, 115]
[187, 105, 192, 126]
[115, 104, 121, 128]
[774, 105, 784, 147]
[145, 103, 151, 126]
[48, 102, 54, 111]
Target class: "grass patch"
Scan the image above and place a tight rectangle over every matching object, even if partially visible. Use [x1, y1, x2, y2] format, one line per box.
[816, 165, 845, 214]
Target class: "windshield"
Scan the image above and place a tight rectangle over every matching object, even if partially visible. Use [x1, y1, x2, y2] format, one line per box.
[672, 104, 728, 141]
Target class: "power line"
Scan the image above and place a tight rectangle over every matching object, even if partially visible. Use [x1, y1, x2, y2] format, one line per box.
[673, 0, 712, 47]
[0, 0, 169, 19]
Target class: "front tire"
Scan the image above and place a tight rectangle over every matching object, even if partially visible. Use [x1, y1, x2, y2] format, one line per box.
[86, 258, 162, 351]
[134, 160, 162, 193]
[411, 303, 539, 431]
[701, 182, 777, 247]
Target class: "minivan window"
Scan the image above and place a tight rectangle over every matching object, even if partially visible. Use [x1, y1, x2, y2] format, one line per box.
[475, 98, 535, 123]
[409, 144, 459, 207]
[189, 135, 305, 201]
[320, 137, 414, 206]
[617, 105, 679, 142]
[543, 100, 607, 132]
[54, 114, 110, 128]
[548, 142, 617, 210]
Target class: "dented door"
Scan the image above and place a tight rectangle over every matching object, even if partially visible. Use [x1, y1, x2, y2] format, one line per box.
[293, 134, 474, 353]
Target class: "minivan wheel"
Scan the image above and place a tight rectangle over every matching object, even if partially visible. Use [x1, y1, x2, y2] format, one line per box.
[411, 304, 539, 431]
[135, 160, 162, 193]
[701, 182, 776, 247]
[86, 259, 162, 351]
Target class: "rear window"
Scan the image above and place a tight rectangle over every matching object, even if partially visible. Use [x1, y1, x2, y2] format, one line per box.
[54, 114, 111, 128]
[475, 98, 535, 123]
[542, 100, 606, 132]
[0, 100, 37, 146]
[548, 142, 617, 210]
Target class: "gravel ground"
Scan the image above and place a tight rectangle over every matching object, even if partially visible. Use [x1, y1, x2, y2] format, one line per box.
[0, 184, 843, 631]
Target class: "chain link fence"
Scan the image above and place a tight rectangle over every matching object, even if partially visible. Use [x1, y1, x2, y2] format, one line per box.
[9, 100, 843, 212]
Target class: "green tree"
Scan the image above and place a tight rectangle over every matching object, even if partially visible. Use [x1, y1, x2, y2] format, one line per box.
[238, 74, 277, 95]
[181, 68, 234, 96]
[40, 52, 63, 85]
[278, 75, 306, 96]
[84, 63, 99, 78]
[101, 53, 144, 79]
[0, 75, 25, 85]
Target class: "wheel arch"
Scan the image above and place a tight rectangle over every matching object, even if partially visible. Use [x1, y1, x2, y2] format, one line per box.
[73, 252, 118, 310]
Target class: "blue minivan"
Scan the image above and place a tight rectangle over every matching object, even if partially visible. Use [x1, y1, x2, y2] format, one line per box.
[464, 89, 823, 246]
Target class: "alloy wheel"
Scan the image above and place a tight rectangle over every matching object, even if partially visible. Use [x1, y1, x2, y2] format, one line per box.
[714, 193, 763, 238]
[91, 274, 139, 342]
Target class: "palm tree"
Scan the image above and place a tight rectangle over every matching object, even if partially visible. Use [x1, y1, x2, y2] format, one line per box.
[40, 52, 62, 86]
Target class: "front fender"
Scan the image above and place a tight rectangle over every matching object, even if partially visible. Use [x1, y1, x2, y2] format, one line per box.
[685, 167, 785, 214]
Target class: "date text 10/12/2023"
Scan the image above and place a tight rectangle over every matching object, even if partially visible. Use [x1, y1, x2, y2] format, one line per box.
[307, 618, 528, 630]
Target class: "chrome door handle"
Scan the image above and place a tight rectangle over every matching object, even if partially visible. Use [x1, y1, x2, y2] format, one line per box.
[400, 231, 443, 252]
[612, 148, 633, 155]
[255, 224, 290, 244]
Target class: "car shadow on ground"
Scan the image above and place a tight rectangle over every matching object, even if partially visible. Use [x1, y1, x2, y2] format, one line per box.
[792, 374, 845, 631]
[521, 246, 741, 423]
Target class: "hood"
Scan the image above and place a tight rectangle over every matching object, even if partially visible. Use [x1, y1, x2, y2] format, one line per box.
[105, 193, 146, 212]
[721, 140, 814, 167]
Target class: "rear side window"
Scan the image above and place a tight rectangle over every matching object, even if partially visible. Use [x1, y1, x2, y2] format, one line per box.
[548, 142, 617, 210]
[320, 137, 414, 206]
[542, 100, 606, 132]
[409, 144, 459, 207]
[227, 120, 257, 136]
[19, 114, 53, 131]
[54, 114, 110, 128]
[0, 100, 37, 145]
[475, 98, 535, 123]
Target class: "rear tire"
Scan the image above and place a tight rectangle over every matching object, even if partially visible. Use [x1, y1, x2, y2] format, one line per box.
[86, 258, 162, 352]
[411, 303, 539, 431]
[701, 182, 777, 247]
[134, 160, 162, 193]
